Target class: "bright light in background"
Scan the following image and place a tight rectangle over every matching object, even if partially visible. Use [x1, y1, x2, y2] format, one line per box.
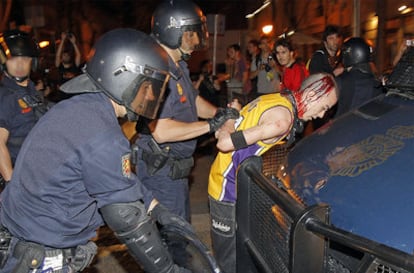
[398, 5, 413, 14]
[262, 24, 273, 34]
[367, 13, 378, 30]
[38, 41, 50, 48]
[279, 30, 295, 38]
[286, 30, 295, 36]
[398, 5, 407, 12]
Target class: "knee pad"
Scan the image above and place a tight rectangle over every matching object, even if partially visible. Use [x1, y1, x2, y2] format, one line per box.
[100, 201, 175, 273]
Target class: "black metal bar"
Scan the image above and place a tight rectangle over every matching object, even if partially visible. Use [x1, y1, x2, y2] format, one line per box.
[290, 205, 328, 273]
[244, 239, 274, 273]
[237, 157, 261, 273]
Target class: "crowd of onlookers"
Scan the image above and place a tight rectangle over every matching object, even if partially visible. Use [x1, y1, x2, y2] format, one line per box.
[29, 31, 83, 103]
[191, 24, 413, 137]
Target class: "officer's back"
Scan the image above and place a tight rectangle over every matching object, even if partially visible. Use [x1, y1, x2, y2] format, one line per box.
[335, 37, 384, 117]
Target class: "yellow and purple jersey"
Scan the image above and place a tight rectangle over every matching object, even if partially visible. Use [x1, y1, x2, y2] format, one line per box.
[208, 93, 294, 202]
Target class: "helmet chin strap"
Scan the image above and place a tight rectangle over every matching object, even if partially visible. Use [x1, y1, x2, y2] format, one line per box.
[178, 47, 191, 61]
[126, 108, 140, 122]
[5, 71, 29, 83]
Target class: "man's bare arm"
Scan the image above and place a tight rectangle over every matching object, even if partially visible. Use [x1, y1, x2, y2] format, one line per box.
[150, 118, 210, 143]
[215, 106, 292, 152]
[0, 128, 13, 181]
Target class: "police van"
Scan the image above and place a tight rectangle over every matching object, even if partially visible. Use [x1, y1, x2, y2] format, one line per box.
[235, 47, 414, 273]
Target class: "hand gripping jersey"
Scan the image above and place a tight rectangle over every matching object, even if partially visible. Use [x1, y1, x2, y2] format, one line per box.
[208, 93, 294, 202]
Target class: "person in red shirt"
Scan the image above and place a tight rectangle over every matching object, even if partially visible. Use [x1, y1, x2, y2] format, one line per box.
[275, 38, 309, 92]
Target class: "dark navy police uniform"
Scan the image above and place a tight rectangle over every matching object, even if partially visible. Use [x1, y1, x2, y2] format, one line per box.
[308, 47, 341, 76]
[136, 58, 198, 221]
[335, 69, 383, 117]
[0, 76, 40, 164]
[0, 92, 154, 271]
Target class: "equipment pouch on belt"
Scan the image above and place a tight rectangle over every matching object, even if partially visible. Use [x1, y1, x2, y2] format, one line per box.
[11, 240, 97, 273]
[12, 241, 45, 273]
[0, 227, 11, 269]
[169, 157, 194, 180]
[142, 138, 170, 176]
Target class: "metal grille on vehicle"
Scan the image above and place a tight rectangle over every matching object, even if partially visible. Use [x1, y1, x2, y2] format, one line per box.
[367, 258, 412, 273]
[250, 180, 292, 273]
[261, 143, 290, 178]
[386, 46, 414, 92]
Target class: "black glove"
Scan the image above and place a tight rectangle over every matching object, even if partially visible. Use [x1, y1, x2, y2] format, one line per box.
[208, 107, 240, 133]
[0, 176, 8, 192]
[150, 203, 196, 235]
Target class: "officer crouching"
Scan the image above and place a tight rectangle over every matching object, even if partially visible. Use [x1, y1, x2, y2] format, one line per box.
[0, 29, 195, 273]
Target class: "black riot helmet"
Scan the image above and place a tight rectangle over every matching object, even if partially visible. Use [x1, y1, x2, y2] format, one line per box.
[151, 0, 208, 51]
[85, 28, 170, 120]
[342, 37, 372, 68]
[0, 30, 39, 80]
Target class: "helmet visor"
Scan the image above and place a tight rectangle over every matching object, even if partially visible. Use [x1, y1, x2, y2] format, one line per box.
[182, 16, 209, 50]
[125, 72, 170, 119]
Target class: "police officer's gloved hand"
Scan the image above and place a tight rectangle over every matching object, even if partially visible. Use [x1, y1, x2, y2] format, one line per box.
[150, 203, 196, 235]
[0, 178, 8, 192]
[208, 107, 240, 133]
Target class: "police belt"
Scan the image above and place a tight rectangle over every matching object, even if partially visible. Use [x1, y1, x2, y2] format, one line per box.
[11, 239, 97, 273]
[141, 149, 194, 180]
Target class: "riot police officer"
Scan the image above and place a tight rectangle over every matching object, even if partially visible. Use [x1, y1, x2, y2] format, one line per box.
[335, 37, 384, 117]
[0, 30, 47, 187]
[134, 0, 239, 222]
[0, 29, 193, 273]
